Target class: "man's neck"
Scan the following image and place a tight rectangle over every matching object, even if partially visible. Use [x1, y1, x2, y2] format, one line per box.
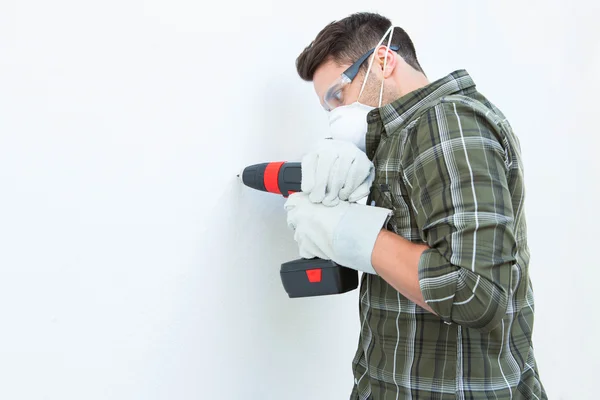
[396, 65, 430, 97]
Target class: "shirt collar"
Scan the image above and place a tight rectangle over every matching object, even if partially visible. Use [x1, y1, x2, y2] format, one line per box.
[367, 70, 476, 136]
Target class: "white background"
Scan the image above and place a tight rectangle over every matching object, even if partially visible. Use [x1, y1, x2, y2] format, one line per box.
[1, 1, 598, 399]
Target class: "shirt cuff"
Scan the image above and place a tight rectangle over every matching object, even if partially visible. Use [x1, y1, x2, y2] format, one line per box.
[418, 248, 509, 331]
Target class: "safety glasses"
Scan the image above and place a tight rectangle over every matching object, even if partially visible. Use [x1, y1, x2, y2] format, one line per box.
[322, 44, 399, 111]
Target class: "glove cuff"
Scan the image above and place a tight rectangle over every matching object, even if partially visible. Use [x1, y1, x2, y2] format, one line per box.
[332, 204, 393, 274]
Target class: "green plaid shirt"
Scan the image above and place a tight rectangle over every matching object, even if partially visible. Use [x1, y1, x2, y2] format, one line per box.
[351, 70, 546, 399]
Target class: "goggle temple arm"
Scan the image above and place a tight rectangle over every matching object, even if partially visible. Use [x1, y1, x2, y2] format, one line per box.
[342, 44, 400, 82]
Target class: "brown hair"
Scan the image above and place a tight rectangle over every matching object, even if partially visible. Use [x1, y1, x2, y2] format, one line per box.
[296, 12, 423, 81]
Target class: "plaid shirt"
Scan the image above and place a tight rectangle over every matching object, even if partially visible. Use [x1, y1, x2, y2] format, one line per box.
[350, 70, 546, 399]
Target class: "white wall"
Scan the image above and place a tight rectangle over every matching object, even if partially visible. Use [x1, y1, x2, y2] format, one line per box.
[0, 1, 598, 399]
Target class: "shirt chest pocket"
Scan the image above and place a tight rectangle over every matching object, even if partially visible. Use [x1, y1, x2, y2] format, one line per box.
[369, 171, 423, 242]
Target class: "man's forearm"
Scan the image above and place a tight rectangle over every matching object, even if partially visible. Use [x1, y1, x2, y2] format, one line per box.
[370, 229, 435, 314]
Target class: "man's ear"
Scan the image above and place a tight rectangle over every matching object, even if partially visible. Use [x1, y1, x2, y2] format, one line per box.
[375, 45, 397, 79]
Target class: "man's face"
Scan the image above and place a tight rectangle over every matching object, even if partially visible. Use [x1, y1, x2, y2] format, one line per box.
[313, 59, 360, 111]
[313, 57, 396, 111]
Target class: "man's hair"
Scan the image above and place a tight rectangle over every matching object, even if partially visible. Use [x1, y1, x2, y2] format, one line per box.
[296, 12, 423, 81]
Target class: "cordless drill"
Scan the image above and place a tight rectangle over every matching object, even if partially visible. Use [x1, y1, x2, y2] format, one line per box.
[238, 161, 359, 298]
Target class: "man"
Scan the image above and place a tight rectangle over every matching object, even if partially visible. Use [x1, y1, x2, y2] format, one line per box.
[284, 12, 546, 400]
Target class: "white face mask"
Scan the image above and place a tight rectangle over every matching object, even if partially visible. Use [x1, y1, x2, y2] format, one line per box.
[327, 26, 395, 152]
[328, 102, 374, 152]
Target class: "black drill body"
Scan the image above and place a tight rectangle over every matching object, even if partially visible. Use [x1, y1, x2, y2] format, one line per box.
[239, 161, 359, 298]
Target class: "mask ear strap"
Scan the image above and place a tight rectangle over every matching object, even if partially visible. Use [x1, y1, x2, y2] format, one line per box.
[358, 26, 393, 101]
[378, 27, 395, 107]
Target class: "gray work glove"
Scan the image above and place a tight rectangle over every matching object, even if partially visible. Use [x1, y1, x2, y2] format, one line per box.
[284, 192, 392, 274]
[300, 139, 375, 206]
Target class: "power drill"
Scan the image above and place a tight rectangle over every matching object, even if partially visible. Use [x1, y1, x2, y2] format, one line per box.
[238, 161, 358, 298]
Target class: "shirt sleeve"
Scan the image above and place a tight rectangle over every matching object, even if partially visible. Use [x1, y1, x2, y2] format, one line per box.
[403, 101, 519, 332]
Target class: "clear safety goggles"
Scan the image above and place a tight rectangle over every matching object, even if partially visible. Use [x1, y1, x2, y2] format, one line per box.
[322, 44, 399, 111]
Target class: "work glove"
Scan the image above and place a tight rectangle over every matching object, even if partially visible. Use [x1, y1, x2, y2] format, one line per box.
[284, 192, 392, 275]
[301, 139, 375, 207]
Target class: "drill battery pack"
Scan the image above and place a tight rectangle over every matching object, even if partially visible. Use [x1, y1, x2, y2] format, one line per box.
[280, 258, 359, 298]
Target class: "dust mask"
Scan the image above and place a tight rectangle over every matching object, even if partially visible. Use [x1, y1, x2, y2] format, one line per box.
[328, 103, 374, 152]
[327, 26, 395, 152]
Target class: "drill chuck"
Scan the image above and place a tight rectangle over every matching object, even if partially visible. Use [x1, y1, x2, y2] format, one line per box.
[239, 162, 301, 197]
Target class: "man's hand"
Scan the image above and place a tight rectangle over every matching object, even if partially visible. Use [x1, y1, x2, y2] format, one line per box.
[301, 139, 375, 206]
[284, 192, 392, 274]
